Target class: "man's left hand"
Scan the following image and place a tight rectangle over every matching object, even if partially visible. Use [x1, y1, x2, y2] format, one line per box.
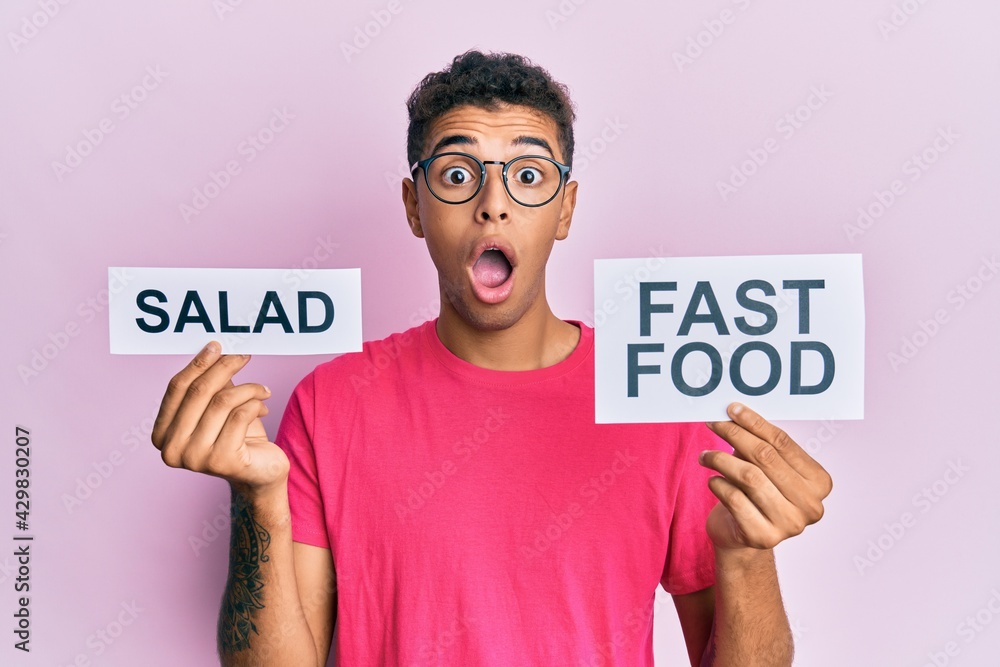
[699, 402, 834, 552]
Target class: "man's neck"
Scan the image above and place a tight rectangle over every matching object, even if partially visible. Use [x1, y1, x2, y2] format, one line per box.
[435, 299, 581, 371]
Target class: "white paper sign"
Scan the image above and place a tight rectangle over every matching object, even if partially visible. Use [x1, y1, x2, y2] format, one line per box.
[594, 254, 864, 423]
[108, 267, 362, 355]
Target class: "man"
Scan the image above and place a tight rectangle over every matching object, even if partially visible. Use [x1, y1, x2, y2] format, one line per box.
[151, 50, 832, 666]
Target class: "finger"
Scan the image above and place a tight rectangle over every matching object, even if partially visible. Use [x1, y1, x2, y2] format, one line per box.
[198, 399, 270, 475]
[206, 399, 270, 477]
[706, 476, 783, 550]
[184, 383, 272, 463]
[711, 402, 827, 487]
[165, 353, 254, 445]
[704, 419, 803, 496]
[700, 451, 807, 536]
[152, 341, 222, 448]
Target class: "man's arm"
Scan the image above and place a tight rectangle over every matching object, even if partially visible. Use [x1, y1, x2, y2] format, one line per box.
[707, 548, 791, 665]
[293, 541, 337, 664]
[673, 555, 793, 667]
[149, 343, 336, 666]
[689, 402, 832, 666]
[672, 586, 714, 667]
[674, 552, 791, 667]
[217, 483, 336, 666]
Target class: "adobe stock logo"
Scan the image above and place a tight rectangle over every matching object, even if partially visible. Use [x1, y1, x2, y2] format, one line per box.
[178, 107, 294, 223]
[844, 126, 959, 242]
[877, 0, 935, 40]
[339, 0, 404, 63]
[393, 408, 510, 522]
[51, 65, 168, 182]
[520, 449, 638, 560]
[17, 268, 136, 385]
[213, 0, 250, 21]
[853, 459, 969, 576]
[7, 0, 72, 54]
[544, 0, 588, 31]
[886, 254, 996, 373]
[716, 85, 833, 202]
[671, 0, 756, 73]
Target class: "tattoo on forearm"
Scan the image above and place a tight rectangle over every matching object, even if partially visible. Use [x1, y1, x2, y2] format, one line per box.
[218, 488, 272, 655]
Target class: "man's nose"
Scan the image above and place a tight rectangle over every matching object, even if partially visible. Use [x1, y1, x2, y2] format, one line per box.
[474, 163, 510, 223]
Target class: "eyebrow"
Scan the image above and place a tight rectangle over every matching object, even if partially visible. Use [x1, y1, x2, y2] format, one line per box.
[428, 134, 556, 159]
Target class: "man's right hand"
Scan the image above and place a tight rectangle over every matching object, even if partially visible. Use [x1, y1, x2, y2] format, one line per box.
[151, 341, 290, 495]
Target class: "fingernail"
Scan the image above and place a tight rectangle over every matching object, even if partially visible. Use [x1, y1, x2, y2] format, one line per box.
[262, 385, 271, 395]
[699, 450, 708, 464]
[204, 341, 219, 354]
[730, 403, 744, 416]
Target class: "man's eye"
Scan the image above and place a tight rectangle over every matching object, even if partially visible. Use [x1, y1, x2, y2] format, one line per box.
[442, 167, 473, 185]
[514, 167, 542, 185]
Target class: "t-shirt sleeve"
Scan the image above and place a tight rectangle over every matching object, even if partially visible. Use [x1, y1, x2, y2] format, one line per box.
[273, 371, 330, 549]
[660, 423, 729, 595]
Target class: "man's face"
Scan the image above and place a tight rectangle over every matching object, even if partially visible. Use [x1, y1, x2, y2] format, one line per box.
[402, 103, 578, 331]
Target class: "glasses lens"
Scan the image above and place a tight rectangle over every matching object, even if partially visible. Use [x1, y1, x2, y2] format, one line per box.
[425, 154, 482, 203]
[505, 156, 562, 206]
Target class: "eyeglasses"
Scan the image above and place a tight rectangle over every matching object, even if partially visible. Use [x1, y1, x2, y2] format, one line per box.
[410, 152, 572, 207]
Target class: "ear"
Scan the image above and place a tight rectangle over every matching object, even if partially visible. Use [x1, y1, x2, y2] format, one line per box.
[554, 179, 578, 241]
[401, 177, 424, 238]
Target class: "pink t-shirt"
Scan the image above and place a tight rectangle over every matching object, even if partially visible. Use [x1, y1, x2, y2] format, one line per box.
[274, 318, 727, 666]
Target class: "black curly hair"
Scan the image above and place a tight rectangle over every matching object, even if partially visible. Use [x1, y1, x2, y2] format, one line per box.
[405, 49, 577, 174]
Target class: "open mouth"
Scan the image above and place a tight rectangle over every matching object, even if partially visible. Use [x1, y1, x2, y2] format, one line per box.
[468, 243, 516, 304]
[472, 248, 513, 288]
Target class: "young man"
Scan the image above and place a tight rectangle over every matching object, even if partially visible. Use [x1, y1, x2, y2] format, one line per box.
[151, 50, 832, 666]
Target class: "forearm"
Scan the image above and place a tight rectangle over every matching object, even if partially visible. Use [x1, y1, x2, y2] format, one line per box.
[703, 548, 793, 667]
[218, 482, 320, 667]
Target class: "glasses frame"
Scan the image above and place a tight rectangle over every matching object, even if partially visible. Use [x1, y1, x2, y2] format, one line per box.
[410, 151, 572, 207]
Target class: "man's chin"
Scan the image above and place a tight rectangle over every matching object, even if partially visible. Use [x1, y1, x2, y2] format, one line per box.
[444, 291, 525, 332]
[457, 303, 522, 332]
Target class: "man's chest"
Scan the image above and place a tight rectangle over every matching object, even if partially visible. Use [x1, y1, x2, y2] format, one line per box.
[318, 398, 676, 578]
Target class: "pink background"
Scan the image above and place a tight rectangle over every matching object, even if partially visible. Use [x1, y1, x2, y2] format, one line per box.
[2, 1, 998, 665]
